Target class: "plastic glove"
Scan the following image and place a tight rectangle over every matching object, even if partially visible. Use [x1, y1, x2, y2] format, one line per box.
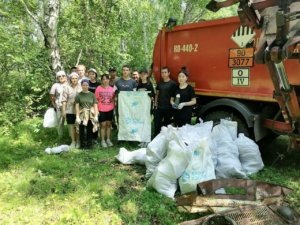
[76, 117, 81, 124]
[177, 102, 186, 110]
[172, 104, 178, 109]
[93, 117, 98, 123]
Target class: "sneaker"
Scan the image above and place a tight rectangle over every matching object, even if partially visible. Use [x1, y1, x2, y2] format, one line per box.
[101, 140, 108, 148]
[70, 142, 76, 148]
[106, 139, 113, 147]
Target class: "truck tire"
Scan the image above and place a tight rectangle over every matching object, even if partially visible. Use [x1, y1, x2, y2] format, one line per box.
[203, 110, 251, 137]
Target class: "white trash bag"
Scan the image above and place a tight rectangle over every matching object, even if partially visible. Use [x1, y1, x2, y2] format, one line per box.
[115, 147, 147, 165]
[145, 127, 169, 178]
[147, 129, 192, 198]
[43, 108, 58, 128]
[45, 145, 70, 154]
[220, 119, 238, 141]
[235, 133, 264, 175]
[179, 138, 216, 194]
[212, 124, 246, 178]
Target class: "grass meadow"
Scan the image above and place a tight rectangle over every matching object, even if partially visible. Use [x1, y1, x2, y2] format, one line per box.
[0, 118, 299, 224]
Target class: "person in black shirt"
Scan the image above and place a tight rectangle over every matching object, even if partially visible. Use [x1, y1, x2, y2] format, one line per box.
[170, 66, 196, 127]
[137, 68, 155, 105]
[88, 68, 100, 143]
[88, 68, 100, 93]
[154, 67, 177, 136]
[137, 68, 155, 146]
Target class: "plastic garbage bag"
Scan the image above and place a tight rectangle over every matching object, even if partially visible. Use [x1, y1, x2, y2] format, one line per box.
[235, 133, 264, 175]
[115, 147, 147, 165]
[220, 119, 238, 140]
[145, 127, 169, 178]
[212, 124, 246, 178]
[45, 145, 70, 154]
[179, 138, 216, 194]
[43, 108, 58, 128]
[147, 129, 192, 198]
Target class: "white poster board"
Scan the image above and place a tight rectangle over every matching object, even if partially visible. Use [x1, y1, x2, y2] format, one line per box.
[118, 91, 151, 142]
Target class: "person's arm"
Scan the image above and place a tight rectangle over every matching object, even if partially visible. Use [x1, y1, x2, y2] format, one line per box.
[50, 94, 56, 107]
[75, 103, 81, 124]
[49, 84, 57, 108]
[154, 90, 159, 108]
[170, 96, 175, 105]
[61, 87, 68, 117]
[75, 103, 80, 118]
[93, 103, 98, 121]
[62, 102, 67, 118]
[180, 98, 196, 106]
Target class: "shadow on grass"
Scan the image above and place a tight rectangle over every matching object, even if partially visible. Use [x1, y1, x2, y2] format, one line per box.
[260, 135, 300, 168]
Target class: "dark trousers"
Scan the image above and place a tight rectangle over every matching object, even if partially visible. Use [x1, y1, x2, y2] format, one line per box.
[154, 107, 173, 137]
[79, 120, 93, 149]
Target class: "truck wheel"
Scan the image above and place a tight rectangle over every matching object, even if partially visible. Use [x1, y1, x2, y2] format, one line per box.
[203, 110, 251, 137]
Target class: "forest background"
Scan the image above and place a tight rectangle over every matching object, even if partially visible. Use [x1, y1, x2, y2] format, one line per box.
[0, 0, 236, 131]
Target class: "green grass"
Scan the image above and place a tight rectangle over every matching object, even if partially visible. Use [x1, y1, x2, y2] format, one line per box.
[0, 118, 299, 224]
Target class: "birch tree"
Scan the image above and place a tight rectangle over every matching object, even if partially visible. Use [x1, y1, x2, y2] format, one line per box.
[20, 0, 62, 73]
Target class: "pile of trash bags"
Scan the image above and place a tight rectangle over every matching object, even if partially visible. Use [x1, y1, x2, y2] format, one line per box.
[115, 120, 264, 199]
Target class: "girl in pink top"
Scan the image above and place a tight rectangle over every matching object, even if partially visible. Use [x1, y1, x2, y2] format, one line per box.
[95, 74, 115, 148]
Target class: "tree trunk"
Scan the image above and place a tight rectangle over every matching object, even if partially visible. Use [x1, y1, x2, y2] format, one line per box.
[20, 0, 62, 74]
[42, 0, 62, 72]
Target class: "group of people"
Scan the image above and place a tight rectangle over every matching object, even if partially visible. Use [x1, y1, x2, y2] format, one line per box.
[49, 64, 196, 149]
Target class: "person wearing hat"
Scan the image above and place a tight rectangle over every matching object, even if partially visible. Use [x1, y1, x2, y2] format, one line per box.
[108, 67, 119, 87]
[49, 70, 68, 138]
[61, 72, 82, 148]
[137, 68, 155, 147]
[88, 68, 100, 93]
[75, 79, 98, 149]
[170, 66, 196, 127]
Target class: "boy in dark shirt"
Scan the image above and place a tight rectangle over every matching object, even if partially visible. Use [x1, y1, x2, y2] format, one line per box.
[154, 67, 177, 136]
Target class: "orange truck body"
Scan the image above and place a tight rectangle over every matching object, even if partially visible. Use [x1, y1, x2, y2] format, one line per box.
[152, 16, 300, 141]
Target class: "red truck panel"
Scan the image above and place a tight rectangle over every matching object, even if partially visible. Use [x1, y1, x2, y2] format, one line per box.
[153, 16, 300, 102]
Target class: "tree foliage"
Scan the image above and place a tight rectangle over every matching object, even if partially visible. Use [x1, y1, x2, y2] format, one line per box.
[0, 0, 237, 133]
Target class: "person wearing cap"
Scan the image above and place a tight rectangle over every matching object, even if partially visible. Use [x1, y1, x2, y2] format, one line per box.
[88, 68, 100, 93]
[77, 64, 89, 83]
[137, 69, 155, 147]
[108, 67, 119, 87]
[170, 66, 196, 127]
[137, 68, 155, 111]
[75, 79, 98, 149]
[49, 70, 68, 138]
[61, 72, 82, 148]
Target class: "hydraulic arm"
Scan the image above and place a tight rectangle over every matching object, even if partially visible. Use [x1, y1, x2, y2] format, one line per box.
[207, 0, 300, 148]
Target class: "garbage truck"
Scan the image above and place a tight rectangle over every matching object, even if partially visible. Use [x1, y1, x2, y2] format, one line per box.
[152, 0, 300, 147]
